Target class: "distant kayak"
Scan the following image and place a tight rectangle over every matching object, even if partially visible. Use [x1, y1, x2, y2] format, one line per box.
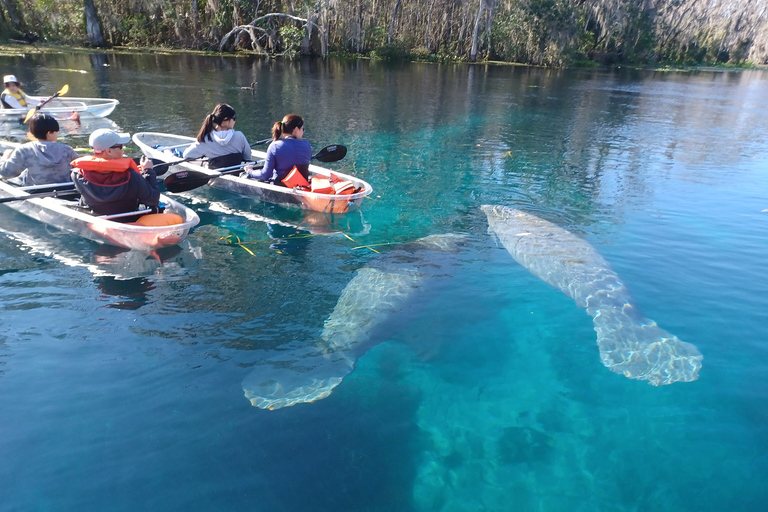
[0, 95, 119, 122]
[134, 132, 373, 214]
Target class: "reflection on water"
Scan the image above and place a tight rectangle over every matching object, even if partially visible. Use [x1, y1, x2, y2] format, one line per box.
[0, 207, 202, 279]
[0, 116, 123, 146]
[96, 275, 156, 310]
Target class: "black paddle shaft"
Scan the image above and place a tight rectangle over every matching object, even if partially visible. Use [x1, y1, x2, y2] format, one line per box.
[163, 144, 347, 194]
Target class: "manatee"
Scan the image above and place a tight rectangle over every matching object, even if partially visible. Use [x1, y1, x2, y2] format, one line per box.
[481, 205, 702, 385]
[243, 234, 466, 409]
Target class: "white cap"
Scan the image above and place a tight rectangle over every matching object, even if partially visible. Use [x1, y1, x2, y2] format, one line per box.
[89, 128, 130, 152]
[3, 74, 18, 84]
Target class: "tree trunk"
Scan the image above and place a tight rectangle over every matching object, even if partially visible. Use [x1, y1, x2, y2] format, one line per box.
[388, 0, 401, 45]
[83, 0, 106, 47]
[0, 0, 24, 31]
[470, 0, 484, 62]
[424, 0, 433, 49]
[191, 0, 198, 32]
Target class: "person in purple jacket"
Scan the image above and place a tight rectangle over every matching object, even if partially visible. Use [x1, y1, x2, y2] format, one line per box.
[246, 114, 311, 186]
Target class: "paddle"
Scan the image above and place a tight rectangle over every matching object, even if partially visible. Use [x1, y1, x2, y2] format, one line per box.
[24, 84, 69, 123]
[163, 144, 348, 194]
[0, 187, 79, 204]
[250, 137, 271, 147]
[151, 137, 272, 173]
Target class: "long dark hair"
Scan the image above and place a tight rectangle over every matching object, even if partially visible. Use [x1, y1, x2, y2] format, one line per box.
[196, 103, 236, 142]
[271, 114, 303, 141]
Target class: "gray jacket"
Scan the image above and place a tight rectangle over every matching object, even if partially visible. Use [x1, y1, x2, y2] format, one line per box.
[0, 141, 79, 185]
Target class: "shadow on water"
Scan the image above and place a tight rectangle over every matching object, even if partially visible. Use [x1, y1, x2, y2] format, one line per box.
[91, 245, 189, 310]
[95, 275, 156, 310]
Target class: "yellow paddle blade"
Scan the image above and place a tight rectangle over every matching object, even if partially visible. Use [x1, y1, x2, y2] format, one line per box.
[23, 84, 69, 123]
[23, 107, 36, 124]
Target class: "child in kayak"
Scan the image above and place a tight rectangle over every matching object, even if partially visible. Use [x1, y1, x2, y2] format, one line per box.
[71, 128, 159, 216]
[0, 74, 29, 110]
[246, 113, 311, 186]
[0, 113, 79, 185]
[182, 103, 251, 168]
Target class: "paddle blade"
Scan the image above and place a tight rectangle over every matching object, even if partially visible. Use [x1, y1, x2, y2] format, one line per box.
[23, 108, 36, 124]
[313, 145, 347, 163]
[164, 170, 212, 193]
[24, 84, 69, 123]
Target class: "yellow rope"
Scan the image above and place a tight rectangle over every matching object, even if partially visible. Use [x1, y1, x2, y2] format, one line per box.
[219, 233, 402, 256]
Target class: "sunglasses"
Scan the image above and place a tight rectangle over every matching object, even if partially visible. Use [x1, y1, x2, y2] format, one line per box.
[110, 144, 123, 149]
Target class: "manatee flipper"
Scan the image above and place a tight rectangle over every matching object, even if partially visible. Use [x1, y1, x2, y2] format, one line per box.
[244, 267, 422, 410]
[481, 205, 702, 385]
[242, 344, 355, 410]
[242, 234, 466, 409]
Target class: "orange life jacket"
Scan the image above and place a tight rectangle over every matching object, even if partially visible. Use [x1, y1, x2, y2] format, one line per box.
[281, 166, 310, 189]
[310, 176, 334, 194]
[71, 156, 139, 173]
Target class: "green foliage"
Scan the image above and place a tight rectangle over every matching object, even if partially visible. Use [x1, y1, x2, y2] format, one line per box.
[370, 42, 409, 61]
[279, 25, 305, 58]
[0, 0, 762, 68]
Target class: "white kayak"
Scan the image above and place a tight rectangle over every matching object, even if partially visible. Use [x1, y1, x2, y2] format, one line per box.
[133, 132, 372, 214]
[0, 179, 199, 251]
[0, 96, 119, 121]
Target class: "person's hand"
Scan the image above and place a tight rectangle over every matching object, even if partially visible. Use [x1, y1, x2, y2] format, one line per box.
[139, 156, 153, 171]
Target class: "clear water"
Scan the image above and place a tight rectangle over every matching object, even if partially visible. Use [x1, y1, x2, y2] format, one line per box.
[1, 54, 767, 511]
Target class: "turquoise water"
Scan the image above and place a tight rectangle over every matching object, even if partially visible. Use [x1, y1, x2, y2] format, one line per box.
[1, 54, 768, 511]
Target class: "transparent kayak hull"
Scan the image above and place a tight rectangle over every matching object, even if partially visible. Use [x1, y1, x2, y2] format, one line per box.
[0, 180, 199, 251]
[0, 96, 119, 121]
[133, 132, 372, 213]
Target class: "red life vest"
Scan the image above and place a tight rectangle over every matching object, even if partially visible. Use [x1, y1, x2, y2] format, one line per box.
[72, 156, 141, 187]
[71, 156, 139, 173]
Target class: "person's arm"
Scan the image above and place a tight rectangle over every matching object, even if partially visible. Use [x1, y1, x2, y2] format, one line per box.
[132, 164, 160, 207]
[238, 132, 252, 161]
[65, 146, 80, 167]
[246, 143, 275, 181]
[182, 141, 205, 159]
[0, 147, 27, 179]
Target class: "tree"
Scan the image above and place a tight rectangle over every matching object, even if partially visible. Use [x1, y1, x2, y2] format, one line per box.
[83, 0, 106, 47]
[470, 0, 485, 61]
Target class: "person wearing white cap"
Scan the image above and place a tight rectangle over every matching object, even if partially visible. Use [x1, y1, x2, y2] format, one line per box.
[1, 74, 29, 110]
[70, 128, 159, 216]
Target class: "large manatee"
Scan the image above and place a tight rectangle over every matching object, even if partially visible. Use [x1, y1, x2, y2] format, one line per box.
[243, 234, 465, 409]
[481, 205, 702, 385]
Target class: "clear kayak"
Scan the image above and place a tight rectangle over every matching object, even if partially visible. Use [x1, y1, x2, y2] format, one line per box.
[133, 132, 373, 214]
[0, 96, 119, 121]
[0, 179, 200, 251]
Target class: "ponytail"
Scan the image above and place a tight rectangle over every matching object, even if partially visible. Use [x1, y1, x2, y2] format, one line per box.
[271, 121, 283, 141]
[196, 103, 237, 142]
[272, 114, 304, 141]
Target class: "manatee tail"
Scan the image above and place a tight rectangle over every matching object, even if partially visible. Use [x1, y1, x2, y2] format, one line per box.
[242, 344, 356, 410]
[592, 307, 702, 385]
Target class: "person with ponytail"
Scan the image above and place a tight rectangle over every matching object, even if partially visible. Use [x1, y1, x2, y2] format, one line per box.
[182, 104, 251, 167]
[246, 114, 311, 185]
